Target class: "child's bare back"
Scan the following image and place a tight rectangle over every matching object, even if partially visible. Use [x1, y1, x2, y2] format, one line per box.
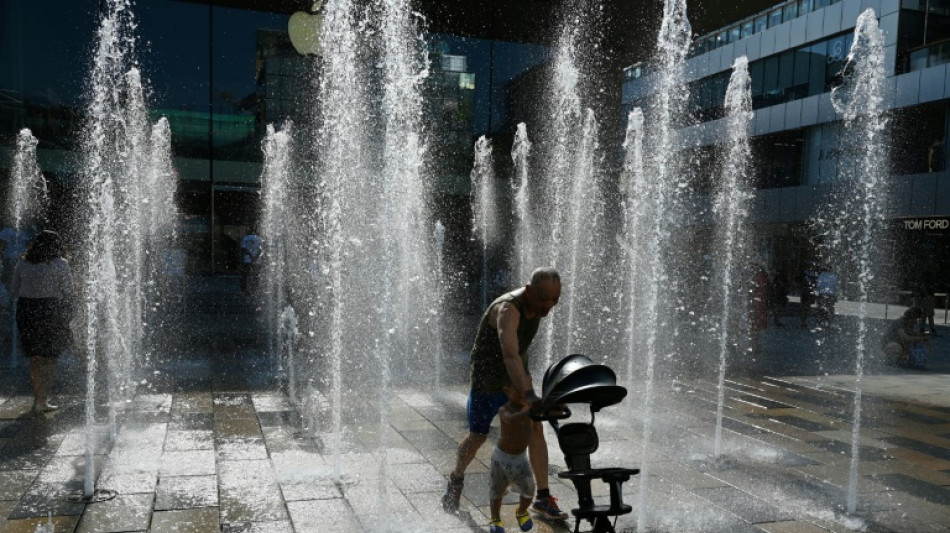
[497, 401, 533, 455]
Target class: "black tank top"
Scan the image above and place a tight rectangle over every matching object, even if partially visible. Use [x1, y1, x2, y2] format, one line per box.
[469, 290, 541, 393]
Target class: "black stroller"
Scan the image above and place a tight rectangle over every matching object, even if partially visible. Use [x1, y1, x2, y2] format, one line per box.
[532, 354, 640, 533]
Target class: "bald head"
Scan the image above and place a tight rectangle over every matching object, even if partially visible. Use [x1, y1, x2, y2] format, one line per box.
[524, 267, 561, 318]
[529, 267, 560, 287]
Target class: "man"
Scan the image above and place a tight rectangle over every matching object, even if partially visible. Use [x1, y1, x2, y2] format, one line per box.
[442, 267, 568, 520]
[240, 229, 263, 294]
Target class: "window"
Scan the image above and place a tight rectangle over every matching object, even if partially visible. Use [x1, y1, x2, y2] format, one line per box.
[741, 21, 754, 39]
[755, 15, 768, 34]
[729, 25, 741, 43]
[778, 50, 796, 97]
[798, 0, 814, 15]
[783, 4, 798, 23]
[768, 9, 784, 28]
[807, 41, 827, 96]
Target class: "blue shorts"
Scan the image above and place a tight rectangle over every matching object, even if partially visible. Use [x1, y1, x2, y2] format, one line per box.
[467, 391, 508, 435]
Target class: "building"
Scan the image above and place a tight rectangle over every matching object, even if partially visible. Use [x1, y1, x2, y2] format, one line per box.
[622, 0, 950, 298]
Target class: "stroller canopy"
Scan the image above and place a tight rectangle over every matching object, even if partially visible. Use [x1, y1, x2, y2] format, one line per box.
[540, 354, 627, 413]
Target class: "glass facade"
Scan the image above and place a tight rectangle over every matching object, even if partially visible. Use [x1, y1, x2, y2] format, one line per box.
[0, 1, 548, 274]
[900, 0, 950, 72]
[678, 31, 854, 123]
[688, 0, 844, 58]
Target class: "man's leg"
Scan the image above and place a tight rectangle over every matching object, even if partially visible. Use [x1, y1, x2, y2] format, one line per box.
[452, 432, 487, 478]
[528, 421, 549, 490]
[443, 390, 504, 512]
[529, 421, 568, 519]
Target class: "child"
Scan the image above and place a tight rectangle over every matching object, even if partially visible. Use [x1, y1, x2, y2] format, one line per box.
[488, 377, 535, 533]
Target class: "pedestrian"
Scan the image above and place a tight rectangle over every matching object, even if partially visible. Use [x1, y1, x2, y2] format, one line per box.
[881, 307, 930, 369]
[240, 228, 263, 294]
[442, 267, 568, 520]
[816, 265, 838, 326]
[912, 259, 940, 336]
[798, 263, 818, 328]
[768, 268, 788, 327]
[749, 264, 768, 356]
[10, 230, 74, 415]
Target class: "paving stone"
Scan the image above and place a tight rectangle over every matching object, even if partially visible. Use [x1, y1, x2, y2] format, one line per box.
[155, 475, 218, 510]
[216, 437, 269, 461]
[221, 521, 294, 533]
[757, 415, 836, 432]
[0, 515, 79, 533]
[0, 471, 37, 500]
[251, 395, 293, 413]
[95, 472, 157, 494]
[219, 460, 286, 522]
[0, 421, 29, 439]
[734, 394, 794, 410]
[172, 394, 214, 414]
[256, 411, 299, 428]
[286, 499, 358, 533]
[0, 501, 16, 528]
[805, 440, 893, 461]
[215, 418, 264, 439]
[880, 436, 950, 461]
[163, 429, 214, 451]
[873, 473, 950, 505]
[169, 413, 214, 431]
[280, 478, 342, 501]
[74, 493, 153, 533]
[149, 508, 220, 533]
[159, 450, 216, 477]
[692, 486, 794, 524]
[8, 483, 85, 519]
[0, 398, 33, 420]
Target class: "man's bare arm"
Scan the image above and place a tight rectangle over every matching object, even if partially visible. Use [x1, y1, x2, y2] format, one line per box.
[496, 302, 534, 396]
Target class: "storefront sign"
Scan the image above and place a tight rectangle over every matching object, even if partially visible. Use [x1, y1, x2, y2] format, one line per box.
[902, 218, 950, 231]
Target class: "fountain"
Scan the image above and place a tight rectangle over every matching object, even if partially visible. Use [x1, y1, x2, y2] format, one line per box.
[632, 0, 691, 529]
[510, 123, 535, 286]
[311, 1, 437, 521]
[471, 135, 497, 311]
[77, 0, 174, 500]
[279, 305, 300, 405]
[619, 108, 646, 409]
[712, 56, 754, 458]
[7, 128, 49, 369]
[261, 123, 294, 377]
[828, 9, 890, 515]
[433, 220, 446, 388]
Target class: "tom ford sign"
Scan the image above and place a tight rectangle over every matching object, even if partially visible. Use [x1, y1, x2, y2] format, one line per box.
[902, 218, 950, 230]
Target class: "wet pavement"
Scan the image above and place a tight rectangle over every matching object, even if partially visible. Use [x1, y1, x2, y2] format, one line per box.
[0, 283, 948, 532]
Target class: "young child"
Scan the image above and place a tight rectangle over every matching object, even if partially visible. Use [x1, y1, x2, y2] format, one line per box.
[488, 377, 535, 533]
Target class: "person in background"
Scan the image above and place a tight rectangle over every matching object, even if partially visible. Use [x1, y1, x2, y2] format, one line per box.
[912, 258, 940, 336]
[881, 306, 930, 369]
[749, 264, 769, 357]
[240, 228, 264, 295]
[11, 230, 74, 415]
[798, 263, 819, 328]
[816, 265, 838, 327]
[768, 268, 788, 328]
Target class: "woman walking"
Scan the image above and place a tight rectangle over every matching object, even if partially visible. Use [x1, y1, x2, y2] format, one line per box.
[11, 230, 74, 415]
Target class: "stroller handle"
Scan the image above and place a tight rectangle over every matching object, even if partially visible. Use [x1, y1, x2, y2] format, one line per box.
[528, 405, 572, 422]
